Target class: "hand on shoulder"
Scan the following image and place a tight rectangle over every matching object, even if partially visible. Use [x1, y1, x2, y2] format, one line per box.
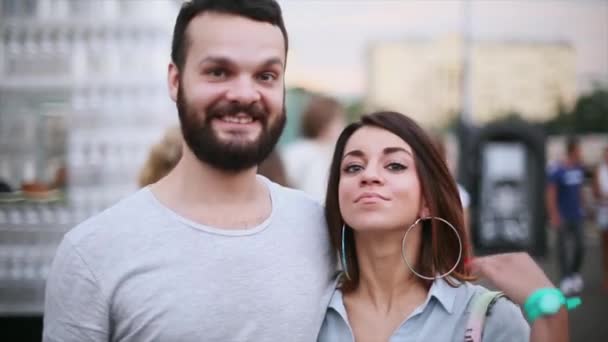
[468, 252, 553, 306]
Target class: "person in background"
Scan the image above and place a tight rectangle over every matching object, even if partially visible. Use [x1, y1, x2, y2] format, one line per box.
[258, 148, 289, 187]
[319, 111, 573, 342]
[592, 145, 608, 291]
[546, 136, 586, 295]
[138, 126, 183, 187]
[281, 94, 346, 202]
[432, 134, 471, 235]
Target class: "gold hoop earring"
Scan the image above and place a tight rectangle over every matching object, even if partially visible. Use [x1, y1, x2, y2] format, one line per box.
[401, 216, 462, 281]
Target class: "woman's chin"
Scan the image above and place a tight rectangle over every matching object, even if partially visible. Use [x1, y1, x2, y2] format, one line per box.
[349, 221, 405, 234]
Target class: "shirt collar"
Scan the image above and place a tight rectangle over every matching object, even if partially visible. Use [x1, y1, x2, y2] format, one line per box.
[328, 277, 460, 316]
[426, 277, 459, 314]
[327, 288, 348, 320]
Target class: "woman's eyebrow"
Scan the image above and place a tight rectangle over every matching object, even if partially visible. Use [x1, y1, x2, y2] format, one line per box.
[342, 149, 365, 161]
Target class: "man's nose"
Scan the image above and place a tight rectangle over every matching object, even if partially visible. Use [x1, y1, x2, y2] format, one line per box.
[225, 76, 261, 105]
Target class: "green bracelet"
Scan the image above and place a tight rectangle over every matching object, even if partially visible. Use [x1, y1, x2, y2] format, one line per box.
[523, 288, 581, 323]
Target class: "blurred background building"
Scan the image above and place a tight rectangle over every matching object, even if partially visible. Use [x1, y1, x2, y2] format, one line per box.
[367, 35, 577, 128]
[0, 0, 179, 316]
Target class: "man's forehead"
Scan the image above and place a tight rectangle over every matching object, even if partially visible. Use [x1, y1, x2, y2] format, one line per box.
[185, 12, 286, 61]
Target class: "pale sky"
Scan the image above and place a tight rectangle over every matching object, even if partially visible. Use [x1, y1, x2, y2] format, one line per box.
[278, 0, 608, 98]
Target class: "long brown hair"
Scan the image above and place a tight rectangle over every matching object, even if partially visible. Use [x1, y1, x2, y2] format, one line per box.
[324, 111, 474, 293]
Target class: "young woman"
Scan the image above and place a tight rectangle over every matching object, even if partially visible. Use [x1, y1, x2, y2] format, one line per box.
[319, 111, 574, 342]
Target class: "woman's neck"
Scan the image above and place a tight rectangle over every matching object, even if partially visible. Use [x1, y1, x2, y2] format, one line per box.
[349, 229, 428, 313]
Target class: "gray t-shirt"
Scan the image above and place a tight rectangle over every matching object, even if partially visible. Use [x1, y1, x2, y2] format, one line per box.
[44, 177, 338, 341]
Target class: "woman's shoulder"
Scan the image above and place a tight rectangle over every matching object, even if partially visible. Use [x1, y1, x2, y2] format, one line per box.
[466, 284, 530, 342]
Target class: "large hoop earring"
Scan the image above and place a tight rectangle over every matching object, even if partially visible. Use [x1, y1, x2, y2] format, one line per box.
[401, 216, 462, 281]
[341, 225, 351, 280]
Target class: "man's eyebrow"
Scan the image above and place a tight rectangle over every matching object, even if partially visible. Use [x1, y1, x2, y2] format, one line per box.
[260, 57, 284, 68]
[198, 56, 234, 67]
[198, 56, 284, 69]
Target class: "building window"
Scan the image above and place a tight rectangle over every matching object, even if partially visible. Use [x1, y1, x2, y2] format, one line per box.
[1, 0, 37, 17]
[67, 0, 92, 16]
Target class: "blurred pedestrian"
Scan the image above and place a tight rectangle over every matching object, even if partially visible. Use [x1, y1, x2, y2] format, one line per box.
[138, 126, 183, 187]
[432, 134, 471, 234]
[592, 145, 608, 291]
[281, 94, 346, 202]
[546, 136, 586, 295]
[258, 149, 289, 187]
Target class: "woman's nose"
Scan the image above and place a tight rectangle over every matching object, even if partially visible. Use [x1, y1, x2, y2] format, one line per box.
[360, 166, 383, 185]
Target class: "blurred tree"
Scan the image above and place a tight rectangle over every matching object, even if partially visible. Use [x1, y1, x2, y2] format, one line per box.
[545, 87, 608, 134]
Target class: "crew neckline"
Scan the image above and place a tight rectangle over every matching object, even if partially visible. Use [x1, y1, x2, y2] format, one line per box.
[144, 175, 276, 237]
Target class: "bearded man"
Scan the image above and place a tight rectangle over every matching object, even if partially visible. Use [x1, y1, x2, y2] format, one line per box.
[43, 1, 336, 341]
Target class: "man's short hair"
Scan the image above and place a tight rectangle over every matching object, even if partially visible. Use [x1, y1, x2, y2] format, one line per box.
[171, 0, 288, 70]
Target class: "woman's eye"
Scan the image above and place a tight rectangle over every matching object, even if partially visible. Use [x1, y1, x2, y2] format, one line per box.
[343, 164, 363, 173]
[386, 162, 407, 171]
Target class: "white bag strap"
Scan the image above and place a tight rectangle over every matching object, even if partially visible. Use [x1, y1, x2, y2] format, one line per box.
[464, 290, 504, 342]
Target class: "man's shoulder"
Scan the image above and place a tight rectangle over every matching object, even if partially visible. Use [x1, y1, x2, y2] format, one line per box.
[64, 188, 157, 246]
[270, 180, 324, 210]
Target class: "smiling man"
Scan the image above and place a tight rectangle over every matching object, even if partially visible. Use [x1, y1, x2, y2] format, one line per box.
[43, 1, 336, 341]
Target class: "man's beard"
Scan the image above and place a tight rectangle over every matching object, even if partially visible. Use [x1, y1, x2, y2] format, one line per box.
[176, 85, 286, 172]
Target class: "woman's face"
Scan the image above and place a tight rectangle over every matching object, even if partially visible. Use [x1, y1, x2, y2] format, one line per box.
[339, 126, 425, 232]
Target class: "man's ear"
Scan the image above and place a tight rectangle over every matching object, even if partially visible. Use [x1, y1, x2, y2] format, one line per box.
[168, 63, 180, 102]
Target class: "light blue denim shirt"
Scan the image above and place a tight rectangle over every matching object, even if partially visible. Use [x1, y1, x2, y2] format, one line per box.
[318, 278, 530, 342]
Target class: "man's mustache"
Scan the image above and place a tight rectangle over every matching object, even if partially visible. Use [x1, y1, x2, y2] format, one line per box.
[206, 102, 268, 123]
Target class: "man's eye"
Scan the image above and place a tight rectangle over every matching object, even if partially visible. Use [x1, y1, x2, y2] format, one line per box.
[258, 72, 277, 82]
[207, 68, 228, 79]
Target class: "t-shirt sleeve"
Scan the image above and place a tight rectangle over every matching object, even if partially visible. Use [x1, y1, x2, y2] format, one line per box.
[547, 165, 561, 185]
[43, 237, 110, 342]
[482, 297, 530, 342]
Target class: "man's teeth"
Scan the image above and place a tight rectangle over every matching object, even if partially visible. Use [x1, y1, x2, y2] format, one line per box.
[220, 116, 254, 124]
